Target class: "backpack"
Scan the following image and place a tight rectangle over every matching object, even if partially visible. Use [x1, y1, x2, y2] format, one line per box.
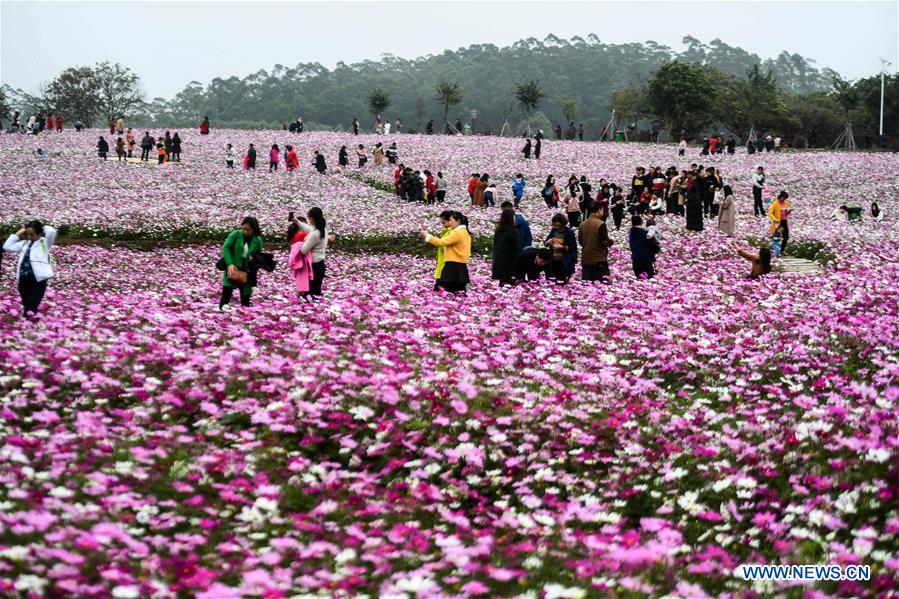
[542, 185, 554, 200]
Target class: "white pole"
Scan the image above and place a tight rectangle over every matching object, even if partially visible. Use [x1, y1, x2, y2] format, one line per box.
[880, 58, 891, 147]
[880, 69, 885, 144]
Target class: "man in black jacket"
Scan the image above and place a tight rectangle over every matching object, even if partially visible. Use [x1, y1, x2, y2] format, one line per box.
[514, 247, 552, 282]
[140, 132, 153, 161]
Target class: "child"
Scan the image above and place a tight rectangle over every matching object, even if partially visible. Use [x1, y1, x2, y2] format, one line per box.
[645, 215, 661, 263]
[226, 144, 235, 168]
[628, 215, 655, 279]
[512, 174, 525, 209]
[270, 144, 280, 171]
[610, 189, 626, 230]
[771, 223, 783, 257]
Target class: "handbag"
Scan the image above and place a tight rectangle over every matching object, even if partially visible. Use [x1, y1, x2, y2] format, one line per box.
[227, 268, 248, 286]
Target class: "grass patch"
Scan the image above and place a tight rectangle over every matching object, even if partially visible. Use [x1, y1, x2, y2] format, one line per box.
[744, 236, 835, 265]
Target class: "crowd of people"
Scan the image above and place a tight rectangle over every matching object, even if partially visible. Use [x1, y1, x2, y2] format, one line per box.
[412, 159, 828, 294]
[96, 130, 183, 163]
[4, 111, 80, 134]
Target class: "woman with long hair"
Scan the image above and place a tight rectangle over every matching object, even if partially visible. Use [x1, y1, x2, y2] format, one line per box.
[732, 241, 772, 278]
[422, 211, 471, 293]
[542, 175, 560, 208]
[492, 207, 520, 286]
[684, 170, 704, 232]
[294, 207, 328, 298]
[717, 184, 736, 236]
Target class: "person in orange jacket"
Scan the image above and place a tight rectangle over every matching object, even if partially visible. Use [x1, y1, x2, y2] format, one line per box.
[768, 191, 792, 254]
[421, 211, 471, 293]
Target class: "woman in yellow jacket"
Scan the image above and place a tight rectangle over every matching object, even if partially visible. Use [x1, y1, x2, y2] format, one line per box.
[768, 191, 792, 255]
[421, 211, 471, 293]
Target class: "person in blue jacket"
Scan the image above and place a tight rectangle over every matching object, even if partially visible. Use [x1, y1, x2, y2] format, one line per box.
[545, 213, 577, 283]
[628, 215, 655, 279]
[512, 174, 526, 209]
[500, 201, 532, 250]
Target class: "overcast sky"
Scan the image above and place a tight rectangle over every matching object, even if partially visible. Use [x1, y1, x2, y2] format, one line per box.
[2, 1, 897, 98]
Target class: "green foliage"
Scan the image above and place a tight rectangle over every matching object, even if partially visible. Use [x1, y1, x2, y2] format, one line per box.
[515, 111, 553, 137]
[142, 36, 837, 135]
[435, 80, 463, 127]
[831, 75, 860, 116]
[784, 93, 842, 147]
[48, 67, 102, 127]
[557, 95, 579, 124]
[368, 88, 391, 116]
[712, 65, 790, 139]
[610, 86, 648, 126]
[0, 88, 10, 121]
[647, 61, 717, 138]
[515, 79, 544, 135]
[16, 63, 145, 128]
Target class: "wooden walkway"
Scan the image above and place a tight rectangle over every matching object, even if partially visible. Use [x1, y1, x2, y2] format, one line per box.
[778, 256, 824, 274]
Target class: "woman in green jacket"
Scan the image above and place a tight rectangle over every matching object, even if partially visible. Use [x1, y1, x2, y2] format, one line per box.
[219, 217, 262, 309]
[432, 210, 454, 290]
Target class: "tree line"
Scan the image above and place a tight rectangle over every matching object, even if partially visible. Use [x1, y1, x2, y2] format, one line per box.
[1, 35, 895, 148]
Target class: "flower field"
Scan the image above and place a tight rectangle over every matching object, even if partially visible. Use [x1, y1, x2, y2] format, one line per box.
[0, 129, 897, 597]
[2, 129, 897, 248]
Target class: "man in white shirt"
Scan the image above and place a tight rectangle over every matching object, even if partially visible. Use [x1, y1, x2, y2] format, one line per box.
[752, 166, 766, 217]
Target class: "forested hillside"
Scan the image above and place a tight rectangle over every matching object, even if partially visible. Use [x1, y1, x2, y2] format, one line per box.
[134, 35, 841, 132]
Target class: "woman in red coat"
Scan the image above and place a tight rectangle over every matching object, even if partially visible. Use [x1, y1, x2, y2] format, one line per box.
[55, 114, 63, 132]
[199, 116, 210, 135]
[285, 145, 299, 171]
[425, 170, 437, 204]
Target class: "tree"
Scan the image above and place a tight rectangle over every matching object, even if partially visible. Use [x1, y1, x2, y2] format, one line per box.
[0, 88, 10, 122]
[368, 88, 391, 121]
[831, 75, 859, 118]
[647, 61, 717, 138]
[712, 65, 788, 139]
[415, 95, 425, 129]
[48, 66, 101, 126]
[435, 80, 463, 132]
[609, 86, 648, 127]
[32, 82, 56, 116]
[515, 79, 544, 136]
[94, 62, 144, 123]
[515, 110, 553, 137]
[557, 95, 579, 124]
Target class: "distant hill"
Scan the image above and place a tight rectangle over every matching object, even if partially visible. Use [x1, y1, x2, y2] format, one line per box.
[133, 35, 839, 132]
